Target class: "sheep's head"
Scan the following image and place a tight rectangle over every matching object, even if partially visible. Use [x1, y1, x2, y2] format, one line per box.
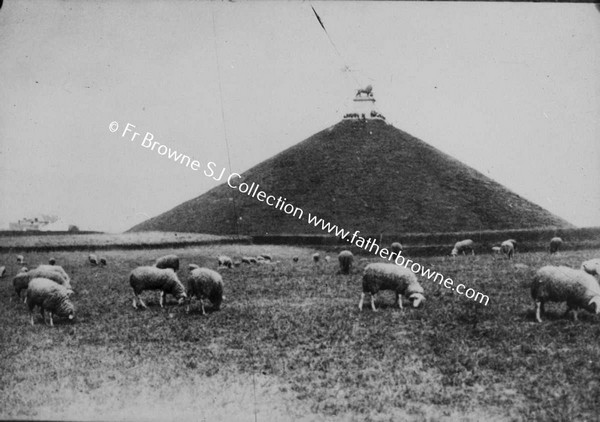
[588, 296, 600, 314]
[450, 248, 458, 257]
[582, 259, 600, 276]
[409, 293, 426, 308]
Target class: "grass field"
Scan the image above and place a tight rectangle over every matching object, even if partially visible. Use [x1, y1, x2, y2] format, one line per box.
[1, 244, 600, 421]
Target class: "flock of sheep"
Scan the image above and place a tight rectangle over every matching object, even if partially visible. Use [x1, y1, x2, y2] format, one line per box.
[4, 234, 599, 326]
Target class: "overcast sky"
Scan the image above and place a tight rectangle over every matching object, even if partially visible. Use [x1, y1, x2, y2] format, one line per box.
[1, 1, 598, 233]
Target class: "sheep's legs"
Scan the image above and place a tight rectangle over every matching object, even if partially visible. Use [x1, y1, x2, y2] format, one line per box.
[133, 294, 147, 309]
[201, 300, 206, 315]
[159, 291, 165, 308]
[358, 293, 365, 311]
[30, 313, 35, 326]
[370, 294, 377, 312]
[395, 293, 403, 310]
[535, 301, 543, 323]
[48, 312, 54, 327]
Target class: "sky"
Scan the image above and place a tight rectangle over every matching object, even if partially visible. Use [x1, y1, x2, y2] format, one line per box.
[0, 1, 598, 233]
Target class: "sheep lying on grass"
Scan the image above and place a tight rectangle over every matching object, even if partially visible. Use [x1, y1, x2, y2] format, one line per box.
[13, 267, 72, 302]
[154, 254, 180, 272]
[88, 254, 98, 265]
[582, 259, 600, 277]
[501, 240, 514, 259]
[359, 263, 425, 311]
[187, 267, 223, 315]
[531, 265, 600, 322]
[549, 237, 563, 254]
[217, 255, 233, 269]
[338, 250, 354, 275]
[260, 254, 272, 261]
[27, 278, 75, 326]
[451, 239, 475, 257]
[129, 266, 187, 309]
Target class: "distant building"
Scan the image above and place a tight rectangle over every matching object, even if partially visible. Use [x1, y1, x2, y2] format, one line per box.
[8, 215, 69, 231]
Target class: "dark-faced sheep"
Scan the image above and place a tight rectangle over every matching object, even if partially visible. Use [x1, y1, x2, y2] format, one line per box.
[549, 237, 563, 254]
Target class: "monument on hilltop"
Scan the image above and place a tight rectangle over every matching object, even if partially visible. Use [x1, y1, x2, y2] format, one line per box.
[344, 84, 385, 121]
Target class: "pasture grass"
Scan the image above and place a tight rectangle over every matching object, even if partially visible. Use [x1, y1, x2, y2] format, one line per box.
[1, 245, 599, 421]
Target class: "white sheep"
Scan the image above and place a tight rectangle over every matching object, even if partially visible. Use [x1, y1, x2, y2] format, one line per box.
[154, 254, 180, 272]
[451, 239, 475, 257]
[338, 250, 354, 274]
[260, 254, 272, 261]
[35, 265, 71, 286]
[188, 263, 200, 271]
[0, 266, 5, 278]
[129, 266, 187, 309]
[88, 254, 98, 266]
[27, 277, 75, 326]
[312, 253, 320, 263]
[324, 255, 331, 263]
[217, 255, 233, 268]
[531, 265, 600, 322]
[13, 267, 72, 301]
[549, 237, 563, 254]
[359, 263, 426, 311]
[500, 240, 514, 259]
[16, 255, 25, 264]
[186, 267, 223, 315]
[48, 257, 56, 265]
[506, 239, 518, 253]
[582, 259, 600, 277]
[99, 257, 107, 266]
[491, 246, 501, 254]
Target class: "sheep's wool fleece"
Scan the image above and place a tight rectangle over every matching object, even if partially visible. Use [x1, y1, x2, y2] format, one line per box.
[188, 268, 223, 305]
[27, 278, 74, 317]
[155, 255, 180, 271]
[130, 266, 186, 296]
[362, 263, 421, 294]
[532, 266, 600, 305]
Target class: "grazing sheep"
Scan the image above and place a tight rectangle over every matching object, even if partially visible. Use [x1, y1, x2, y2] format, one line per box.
[531, 265, 600, 322]
[129, 266, 187, 309]
[506, 239, 518, 253]
[359, 263, 426, 311]
[338, 250, 354, 274]
[88, 254, 98, 266]
[491, 246, 501, 254]
[260, 254, 272, 261]
[0, 266, 5, 278]
[188, 263, 200, 271]
[451, 239, 475, 257]
[325, 255, 331, 263]
[582, 259, 600, 277]
[99, 257, 107, 266]
[48, 258, 56, 265]
[293, 256, 299, 263]
[13, 267, 72, 301]
[233, 261, 241, 267]
[27, 278, 75, 326]
[16, 255, 25, 264]
[312, 253, 320, 263]
[35, 265, 71, 285]
[154, 254, 180, 272]
[391, 242, 403, 256]
[242, 257, 252, 264]
[500, 240, 515, 259]
[186, 267, 224, 315]
[217, 255, 233, 269]
[549, 237, 563, 254]
[20, 267, 28, 273]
